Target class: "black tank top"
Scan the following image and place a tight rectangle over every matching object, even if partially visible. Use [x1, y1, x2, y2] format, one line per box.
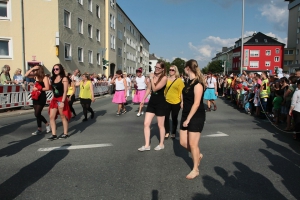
[182, 79, 205, 117]
[52, 78, 64, 97]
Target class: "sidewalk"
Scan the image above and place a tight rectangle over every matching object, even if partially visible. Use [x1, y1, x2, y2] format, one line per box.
[0, 94, 111, 119]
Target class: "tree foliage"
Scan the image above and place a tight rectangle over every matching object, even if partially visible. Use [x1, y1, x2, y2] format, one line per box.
[201, 60, 223, 74]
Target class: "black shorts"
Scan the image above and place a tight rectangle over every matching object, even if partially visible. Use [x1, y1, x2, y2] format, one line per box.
[146, 102, 166, 116]
[180, 117, 205, 132]
[80, 98, 91, 104]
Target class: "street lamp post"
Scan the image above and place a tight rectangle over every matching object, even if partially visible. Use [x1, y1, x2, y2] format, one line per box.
[240, 0, 245, 75]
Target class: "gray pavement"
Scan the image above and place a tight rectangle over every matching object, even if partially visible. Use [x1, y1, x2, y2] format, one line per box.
[0, 96, 299, 200]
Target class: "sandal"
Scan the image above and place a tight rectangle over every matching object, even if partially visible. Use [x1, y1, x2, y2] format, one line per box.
[165, 133, 170, 139]
[171, 134, 176, 139]
[214, 105, 217, 111]
[186, 170, 199, 180]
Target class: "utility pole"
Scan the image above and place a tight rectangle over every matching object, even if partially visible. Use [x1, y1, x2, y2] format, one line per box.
[240, 0, 245, 74]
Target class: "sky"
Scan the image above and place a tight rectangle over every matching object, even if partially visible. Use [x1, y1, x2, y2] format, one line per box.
[117, 0, 289, 69]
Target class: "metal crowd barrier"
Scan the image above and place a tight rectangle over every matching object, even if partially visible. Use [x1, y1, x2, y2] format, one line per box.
[0, 82, 109, 110]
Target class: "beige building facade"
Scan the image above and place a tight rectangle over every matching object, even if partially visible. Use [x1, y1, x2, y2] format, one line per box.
[0, 0, 149, 77]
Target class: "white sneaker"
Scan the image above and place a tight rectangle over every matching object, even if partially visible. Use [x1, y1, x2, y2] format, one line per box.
[138, 146, 151, 151]
[141, 111, 144, 115]
[154, 145, 164, 151]
[46, 125, 51, 133]
[137, 113, 141, 117]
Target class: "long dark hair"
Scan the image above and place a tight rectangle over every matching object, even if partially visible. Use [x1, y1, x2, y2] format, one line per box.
[154, 61, 166, 86]
[51, 64, 66, 83]
[34, 64, 45, 82]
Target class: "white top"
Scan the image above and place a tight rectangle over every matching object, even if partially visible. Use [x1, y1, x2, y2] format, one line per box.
[71, 75, 80, 83]
[291, 89, 300, 112]
[115, 78, 125, 90]
[125, 77, 131, 88]
[206, 77, 216, 88]
[135, 76, 146, 90]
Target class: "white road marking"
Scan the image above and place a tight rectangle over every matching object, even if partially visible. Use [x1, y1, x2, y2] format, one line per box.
[203, 131, 229, 137]
[38, 143, 113, 152]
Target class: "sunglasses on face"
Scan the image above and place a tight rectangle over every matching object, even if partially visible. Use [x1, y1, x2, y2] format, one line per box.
[169, 69, 175, 72]
[53, 68, 60, 71]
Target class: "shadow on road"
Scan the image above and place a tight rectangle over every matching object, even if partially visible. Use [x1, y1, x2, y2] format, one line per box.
[0, 146, 69, 199]
[191, 162, 286, 200]
[0, 135, 45, 157]
[172, 138, 193, 170]
[0, 118, 36, 138]
[260, 139, 300, 199]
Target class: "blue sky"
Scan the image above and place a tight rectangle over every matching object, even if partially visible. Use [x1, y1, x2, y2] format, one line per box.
[117, 0, 289, 68]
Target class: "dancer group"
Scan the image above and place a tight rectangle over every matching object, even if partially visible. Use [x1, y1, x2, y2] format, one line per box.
[25, 59, 206, 179]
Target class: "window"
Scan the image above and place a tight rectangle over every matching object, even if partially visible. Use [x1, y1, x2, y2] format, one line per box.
[264, 39, 268, 43]
[64, 10, 71, 28]
[284, 60, 293, 65]
[88, 24, 93, 38]
[297, 38, 299, 44]
[249, 61, 259, 68]
[298, 28, 300, 33]
[0, 38, 12, 58]
[110, 14, 115, 29]
[96, 5, 100, 18]
[250, 50, 259, 57]
[77, 0, 83, 5]
[298, 17, 300, 23]
[117, 47, 122, 56]
[276, 49, 280, 54]
[265, 61, 270, 67]
[96, 29, 100, 42]
[88, 0, 92, 12]
[64, 43, 71, 60]
[118, 30, 123, 40]
[110, 0, 115, 8]
[274, 56, 280, 62]
[88, 50, 93, 64]
[285, 50, 294, 55]
[296, 60, 299, 64]
[78, 47, 83, 62]
[78, 18, 83, 34]
[255, 39, 258, 43]
[97, 53, 100, 65]
[297, 49, 299, 55]
[266, 50, 271, 56]
[110, 35, 115, 49]
[0, 0, 10, 19]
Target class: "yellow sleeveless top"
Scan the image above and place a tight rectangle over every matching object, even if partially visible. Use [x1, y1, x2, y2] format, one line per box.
[79, 81, 92, 99]
[67, 86, 74, 95]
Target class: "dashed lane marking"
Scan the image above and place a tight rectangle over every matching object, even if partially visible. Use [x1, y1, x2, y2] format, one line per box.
[202, 131, 229, 137]
[38, 143, 113, 152]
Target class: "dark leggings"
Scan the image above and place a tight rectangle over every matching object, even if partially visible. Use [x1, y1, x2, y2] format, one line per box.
[33, 104, 47, 128]
[68, 95, 76, 115]
[293, 110, 300, 139]
[164, 102, 181, 135]
[80, 98, 94, 119]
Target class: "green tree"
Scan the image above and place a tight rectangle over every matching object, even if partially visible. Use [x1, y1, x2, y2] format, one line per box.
[204, 60, 223, 74]
[171, 58, 185, 75]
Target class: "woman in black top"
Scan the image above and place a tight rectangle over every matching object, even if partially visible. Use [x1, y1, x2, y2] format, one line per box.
[47, 64, 71, 140]
[138, 61, 167, 152]
[180, 59, 206, 180]
[25, 65, 51, 135]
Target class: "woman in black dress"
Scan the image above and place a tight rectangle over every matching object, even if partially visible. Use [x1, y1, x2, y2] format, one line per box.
[138, 61, 167, 151]
[180, 59, 206, 179]
[25, 65, 51, 135]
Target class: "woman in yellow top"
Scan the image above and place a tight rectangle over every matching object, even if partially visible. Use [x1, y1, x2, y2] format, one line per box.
[79, 73, 95, 122]
[67, 73, 77, 118]
[164, 65, 185, 139]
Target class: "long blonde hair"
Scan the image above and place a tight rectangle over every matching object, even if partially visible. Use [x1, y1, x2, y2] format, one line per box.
[184, 59, 205, 92]
[169, 65, 180, 78]
[14, 68, 22, 75]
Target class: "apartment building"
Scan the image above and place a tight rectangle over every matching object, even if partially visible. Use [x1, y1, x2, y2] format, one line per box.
[116, 4, 150, 75]
[285, 0, 300, 72]
[0, 0, 150, 77]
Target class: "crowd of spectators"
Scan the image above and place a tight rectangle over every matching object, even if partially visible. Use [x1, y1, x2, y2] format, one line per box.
[213, 68, 300, 140]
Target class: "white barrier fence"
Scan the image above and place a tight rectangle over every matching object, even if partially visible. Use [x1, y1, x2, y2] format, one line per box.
[0, 82, 109, 110]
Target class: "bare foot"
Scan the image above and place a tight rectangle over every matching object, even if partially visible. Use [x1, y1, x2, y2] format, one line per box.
[186, 170, 199, 180]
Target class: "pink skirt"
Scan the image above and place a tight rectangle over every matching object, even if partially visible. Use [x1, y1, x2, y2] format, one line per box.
[112, 90, 126, 104]
[133, 90, 148, 103]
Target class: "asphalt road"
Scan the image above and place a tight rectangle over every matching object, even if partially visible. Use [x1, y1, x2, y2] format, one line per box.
[0, 96, 299, 200]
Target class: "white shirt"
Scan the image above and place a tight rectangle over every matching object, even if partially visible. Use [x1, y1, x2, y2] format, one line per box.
[125, 77, 131, 88]
[115, 78, 125, 90]
[135, 76, 146, 90]
[71, 75, 80, 83]
[206, 77, 216, 88]
[291, 89, 300, 112]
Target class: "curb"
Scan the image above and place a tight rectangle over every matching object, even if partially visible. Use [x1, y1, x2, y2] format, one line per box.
[0, 95, 111, 119]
